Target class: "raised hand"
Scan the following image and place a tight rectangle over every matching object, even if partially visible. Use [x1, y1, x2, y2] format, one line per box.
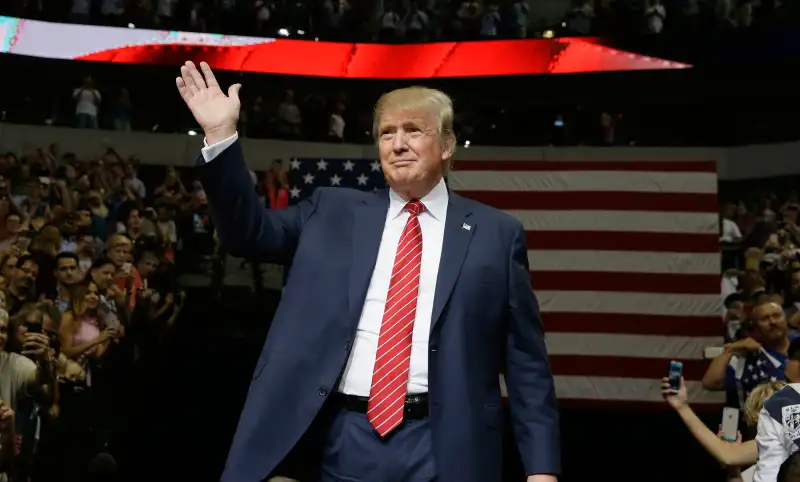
[176, 61, 241, 145]
[661, 376, 689, 410]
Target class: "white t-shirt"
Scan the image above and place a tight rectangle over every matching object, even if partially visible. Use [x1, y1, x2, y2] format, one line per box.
[720, 218, 742, 242]
[73, 88, 101, 117]
[0, 351, 36, 411]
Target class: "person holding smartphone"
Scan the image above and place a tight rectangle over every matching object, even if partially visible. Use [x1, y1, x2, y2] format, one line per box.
[663, 377, 784, 482]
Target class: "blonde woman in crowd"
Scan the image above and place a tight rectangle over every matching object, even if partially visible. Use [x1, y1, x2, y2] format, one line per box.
[662, 376, 784, 482]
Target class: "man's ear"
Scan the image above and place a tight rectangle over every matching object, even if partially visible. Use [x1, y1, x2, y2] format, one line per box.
[442, 137, 456, 170]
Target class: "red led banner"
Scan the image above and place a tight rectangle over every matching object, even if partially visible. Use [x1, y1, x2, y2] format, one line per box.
[0, 16, 691, 78]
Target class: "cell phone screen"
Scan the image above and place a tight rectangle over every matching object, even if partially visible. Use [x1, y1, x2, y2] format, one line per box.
[668, 360, 683, 392]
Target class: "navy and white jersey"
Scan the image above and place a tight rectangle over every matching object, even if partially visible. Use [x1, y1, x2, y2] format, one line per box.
[754, 383, 800, 482]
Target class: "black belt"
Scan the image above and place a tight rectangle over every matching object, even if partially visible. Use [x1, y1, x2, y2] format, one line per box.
[334, 393, 429, 420]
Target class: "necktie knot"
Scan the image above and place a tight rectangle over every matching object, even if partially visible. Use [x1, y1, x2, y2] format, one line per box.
[405, 200, 425, 217]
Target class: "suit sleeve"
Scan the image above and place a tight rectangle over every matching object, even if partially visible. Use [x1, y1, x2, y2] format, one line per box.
[194, 140, 321, 258]
[505, 222, 561, 476]
[753, 407, 788, 482]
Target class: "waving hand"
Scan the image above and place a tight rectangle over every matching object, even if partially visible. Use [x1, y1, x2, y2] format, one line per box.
[176, 61, 241, 145]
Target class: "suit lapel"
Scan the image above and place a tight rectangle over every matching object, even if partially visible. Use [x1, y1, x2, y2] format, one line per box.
[431, 192, 474, 333]
[349, 191, 389, 323]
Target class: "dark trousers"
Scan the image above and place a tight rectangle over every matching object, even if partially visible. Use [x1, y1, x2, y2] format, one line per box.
[320, 408, 436, 482]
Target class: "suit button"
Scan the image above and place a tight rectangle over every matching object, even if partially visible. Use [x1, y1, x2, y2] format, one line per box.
[345, 341, 351, 351]
[318, 387, 328, 397]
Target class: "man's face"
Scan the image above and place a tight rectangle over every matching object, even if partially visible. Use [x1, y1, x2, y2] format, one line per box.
[56, 257, 81, 286]
[18, 259, 38, 280]
[753, 302, 789, 344]
[128, 210, 142, 230]
[137, 256, 158, 278]
[91, 263, 115, 290]
[77, 236, 95, 256]
[377, 108, 451, 196]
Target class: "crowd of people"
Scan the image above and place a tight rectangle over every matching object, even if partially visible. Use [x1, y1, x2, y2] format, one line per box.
[655, 195, 800, 481]
[0, 0, 796, 42]
[0, 141, 241, 481]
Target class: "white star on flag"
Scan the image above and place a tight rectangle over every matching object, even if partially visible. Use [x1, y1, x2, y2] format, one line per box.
[330, 174, 342, 186]
[370, 161, 381, 172]
[356, 174, 369, 186]
[289, 187, 301, 198]
[317, 159, 328, 171]
[343, 160, 355, 171]
[290, 159, 301, 170]
[303, 173, 315, 184]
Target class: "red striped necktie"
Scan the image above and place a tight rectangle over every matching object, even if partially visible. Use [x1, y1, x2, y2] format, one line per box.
[367, 200, 425, 437]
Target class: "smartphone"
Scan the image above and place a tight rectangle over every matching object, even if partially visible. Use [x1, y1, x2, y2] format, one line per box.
[721, 407, 740, 442]
[668, 360, 683, 392]
[27, 322, 42, 334]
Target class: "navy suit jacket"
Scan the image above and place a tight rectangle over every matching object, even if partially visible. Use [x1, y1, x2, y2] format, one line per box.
[196, 141, 560, 482]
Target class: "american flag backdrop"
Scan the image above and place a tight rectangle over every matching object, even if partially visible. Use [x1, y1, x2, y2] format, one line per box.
[288, 157, 723, 408]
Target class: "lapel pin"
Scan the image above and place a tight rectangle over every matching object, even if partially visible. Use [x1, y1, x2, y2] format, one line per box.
[462, 223, 471, 231]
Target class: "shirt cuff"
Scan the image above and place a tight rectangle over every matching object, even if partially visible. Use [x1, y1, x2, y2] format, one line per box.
[200, 132, 239, 163]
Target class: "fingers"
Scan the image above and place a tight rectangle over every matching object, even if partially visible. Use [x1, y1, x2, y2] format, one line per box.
[179, 65, 197, 95]
[200, 62, 219, 88]
[228, 83, 242, 102]
[24, 333, 50, 346]
[186, 61, 207, 91]
[176, 77, 190, 101]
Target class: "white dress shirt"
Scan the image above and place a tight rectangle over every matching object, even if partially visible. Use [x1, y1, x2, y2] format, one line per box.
[201, 133, 448, 396]
[339, 177, 447, 396]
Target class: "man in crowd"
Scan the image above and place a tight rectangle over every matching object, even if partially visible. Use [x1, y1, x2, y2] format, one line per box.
[177, 60, 560, 482]
[52, 252, 82, 312]
[6, 256, 39, 315]
[702, 300, 798, 408]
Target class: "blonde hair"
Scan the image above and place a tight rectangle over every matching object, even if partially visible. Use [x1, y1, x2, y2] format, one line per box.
[107, 234, 132, 250]
[744, 380, 786, 426]
[372, 87, 457, 167]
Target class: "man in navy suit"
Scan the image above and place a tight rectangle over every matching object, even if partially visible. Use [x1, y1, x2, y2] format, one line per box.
[177, 61, 560, 482]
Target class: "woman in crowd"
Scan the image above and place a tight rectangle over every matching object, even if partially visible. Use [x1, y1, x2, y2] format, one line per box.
[662, 376, 784, 482]
[59, 280, 117, 366]
[264, 160, 289, 210]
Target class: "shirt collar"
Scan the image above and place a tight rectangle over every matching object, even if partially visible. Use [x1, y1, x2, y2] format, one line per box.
[388, 177, 448, 221]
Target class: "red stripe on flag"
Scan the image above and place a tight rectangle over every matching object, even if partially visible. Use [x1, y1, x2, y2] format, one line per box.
[457, 191, 718, 212]
[549, 355, 708, 381]
[456, 160, 717, 172]
[526, 231, 719, 253]
[531, 271, 720, 294]
[542, 313, 722, 337]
